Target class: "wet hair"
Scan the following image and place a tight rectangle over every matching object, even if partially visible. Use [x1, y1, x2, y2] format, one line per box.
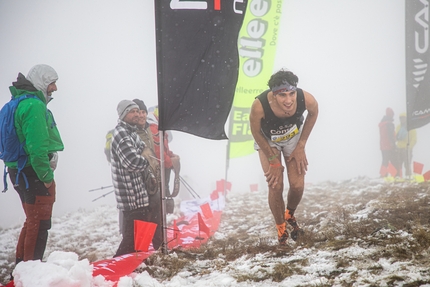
[267, 69, 299, 89]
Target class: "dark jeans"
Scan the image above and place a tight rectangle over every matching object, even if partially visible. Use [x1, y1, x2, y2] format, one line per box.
[148, 192, 162, 250]
[9, 166, 55, 262]
[114, 207, 152, 257]
[118, 193, 163, 251]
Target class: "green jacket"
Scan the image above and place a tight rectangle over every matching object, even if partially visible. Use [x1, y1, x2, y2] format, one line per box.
[5, 77, 64, 183]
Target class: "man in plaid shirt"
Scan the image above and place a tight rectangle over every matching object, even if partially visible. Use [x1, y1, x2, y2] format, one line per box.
[110, 100, 150, 257]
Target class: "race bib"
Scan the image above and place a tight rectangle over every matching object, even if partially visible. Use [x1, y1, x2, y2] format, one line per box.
[271, 125, 299, 143]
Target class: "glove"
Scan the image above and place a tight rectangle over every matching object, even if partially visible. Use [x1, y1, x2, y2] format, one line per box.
[49, 152, 59, 171]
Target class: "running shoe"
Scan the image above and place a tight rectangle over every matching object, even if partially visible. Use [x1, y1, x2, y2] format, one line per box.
[276, 222, 289, 245]
[285, 210, 304, 241]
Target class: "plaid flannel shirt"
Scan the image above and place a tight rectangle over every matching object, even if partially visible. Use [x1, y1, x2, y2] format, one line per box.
[110, 120, 149, 211]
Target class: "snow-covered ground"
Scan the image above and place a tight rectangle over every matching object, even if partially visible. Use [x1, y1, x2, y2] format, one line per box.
[1, 177, 430, 286]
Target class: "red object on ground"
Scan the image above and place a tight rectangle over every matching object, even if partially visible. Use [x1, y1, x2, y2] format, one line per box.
[198, 212, 211, 238]
[92, 252, 151, 284]
[200, 203, 213, 219]
[134, 220, 157, 252]
[250, 183, 258, 192]
[423, 170, 430, 181]
[216, 179, 232, 193]
[413, 161, 424, 175]
[210, 189, 219, 200]
[92, 199, 223, 285]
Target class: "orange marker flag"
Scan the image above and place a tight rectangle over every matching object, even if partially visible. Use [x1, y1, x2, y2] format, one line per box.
[134, 220, 157, 252]
[423, 170, 430, 181]
[200, 202, 213, 219]
[387, 162, 397, 177]
[210, 189, 219, 200]
[413, 161, 424, 175]
[250, 183, 258, 192]
[216, 179, 232, 193]
[197, 212, 211, 238]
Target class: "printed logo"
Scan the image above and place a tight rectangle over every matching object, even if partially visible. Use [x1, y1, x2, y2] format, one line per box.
[170, 0, 245, 13]
[228, 107, 253, 141]
[412, 0, 429, 88]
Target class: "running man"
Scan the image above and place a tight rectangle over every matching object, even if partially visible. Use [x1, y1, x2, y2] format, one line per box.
[249, 69, 318, 245]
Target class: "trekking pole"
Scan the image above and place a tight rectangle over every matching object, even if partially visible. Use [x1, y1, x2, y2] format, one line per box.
[92, 190, 114, 202]
[88, 185, 113, 192]
[179, 176, 200, 199]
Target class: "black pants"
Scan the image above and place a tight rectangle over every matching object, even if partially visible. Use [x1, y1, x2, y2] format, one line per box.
[9, 166, 55, 262]
[148, 193, 163, 250]
[114, 207, 151, 257]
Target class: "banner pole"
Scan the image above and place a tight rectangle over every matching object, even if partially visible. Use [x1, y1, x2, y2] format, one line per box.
[154, 0, 167, 254]
[224, 141, 230, 198]
[159, 130, 168, 254]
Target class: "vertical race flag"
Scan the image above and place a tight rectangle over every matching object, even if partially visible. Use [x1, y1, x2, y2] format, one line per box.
[154, 0, 248, 139]
[228, 0, 284, 157]
[405, 0, 430, 130]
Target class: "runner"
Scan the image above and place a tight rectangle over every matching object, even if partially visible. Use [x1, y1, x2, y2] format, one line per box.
[249, 69, 318, 245]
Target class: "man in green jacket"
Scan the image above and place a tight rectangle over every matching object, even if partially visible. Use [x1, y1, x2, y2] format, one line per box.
[5, 64, 64, 267]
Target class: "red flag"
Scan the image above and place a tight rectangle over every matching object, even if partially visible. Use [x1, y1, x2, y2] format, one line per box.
[423, 170, 430, 181]
[134, 220, 157, 252]
[216, 180, 223, 192]
[92, 252, 150, 282]
[197, 212, 211, 237]
[200, 203, 213, 219]
[250, 183, 258, 192]
[387, 162, 397, 177]
[216, 179, 232, 193]
[210, 189, 219, 200]
[413, 161, 424, 175]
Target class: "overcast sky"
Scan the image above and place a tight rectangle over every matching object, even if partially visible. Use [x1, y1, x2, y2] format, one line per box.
[1, 0, 429, 228]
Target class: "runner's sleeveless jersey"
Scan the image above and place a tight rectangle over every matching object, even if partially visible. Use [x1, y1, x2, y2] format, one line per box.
[256, 88, 306, 142]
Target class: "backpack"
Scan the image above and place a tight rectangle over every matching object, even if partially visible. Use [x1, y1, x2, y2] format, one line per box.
[104, 129, 114, 163]
[0, 94, 41, 192]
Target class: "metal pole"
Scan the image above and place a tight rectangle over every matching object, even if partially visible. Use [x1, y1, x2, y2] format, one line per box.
[224, 141, 230, 197]
[154, 0, 168, 254]
[159, 130, 168, 254]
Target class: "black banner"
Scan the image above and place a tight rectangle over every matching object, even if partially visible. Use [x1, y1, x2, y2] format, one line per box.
[154, 0, 248, 139]
[405, 0, 430, 130]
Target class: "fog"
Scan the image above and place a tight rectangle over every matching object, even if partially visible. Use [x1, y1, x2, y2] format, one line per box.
[1, 0, 429, 229]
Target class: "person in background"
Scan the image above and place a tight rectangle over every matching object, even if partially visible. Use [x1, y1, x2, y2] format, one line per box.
[133, 99, 162, 250]
[378, 107, 397, 177]
[395, 113, 417, 178]
[249, 69, 318, 245]
[110, 100, 150, 257]
[5, 64, 64, 267]
[147, 106, 180, 213]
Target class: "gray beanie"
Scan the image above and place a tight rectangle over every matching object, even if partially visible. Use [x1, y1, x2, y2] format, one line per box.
[117, 100, 139, 120]
[133, 98, 147, 113]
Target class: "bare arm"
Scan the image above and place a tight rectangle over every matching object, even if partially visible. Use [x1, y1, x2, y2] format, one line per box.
[298, 90, 318, 148]
[287, 90, 319, 174]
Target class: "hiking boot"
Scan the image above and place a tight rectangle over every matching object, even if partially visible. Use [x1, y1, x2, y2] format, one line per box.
[276, 222, 288, 245]
[285, 210, 304, 241]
